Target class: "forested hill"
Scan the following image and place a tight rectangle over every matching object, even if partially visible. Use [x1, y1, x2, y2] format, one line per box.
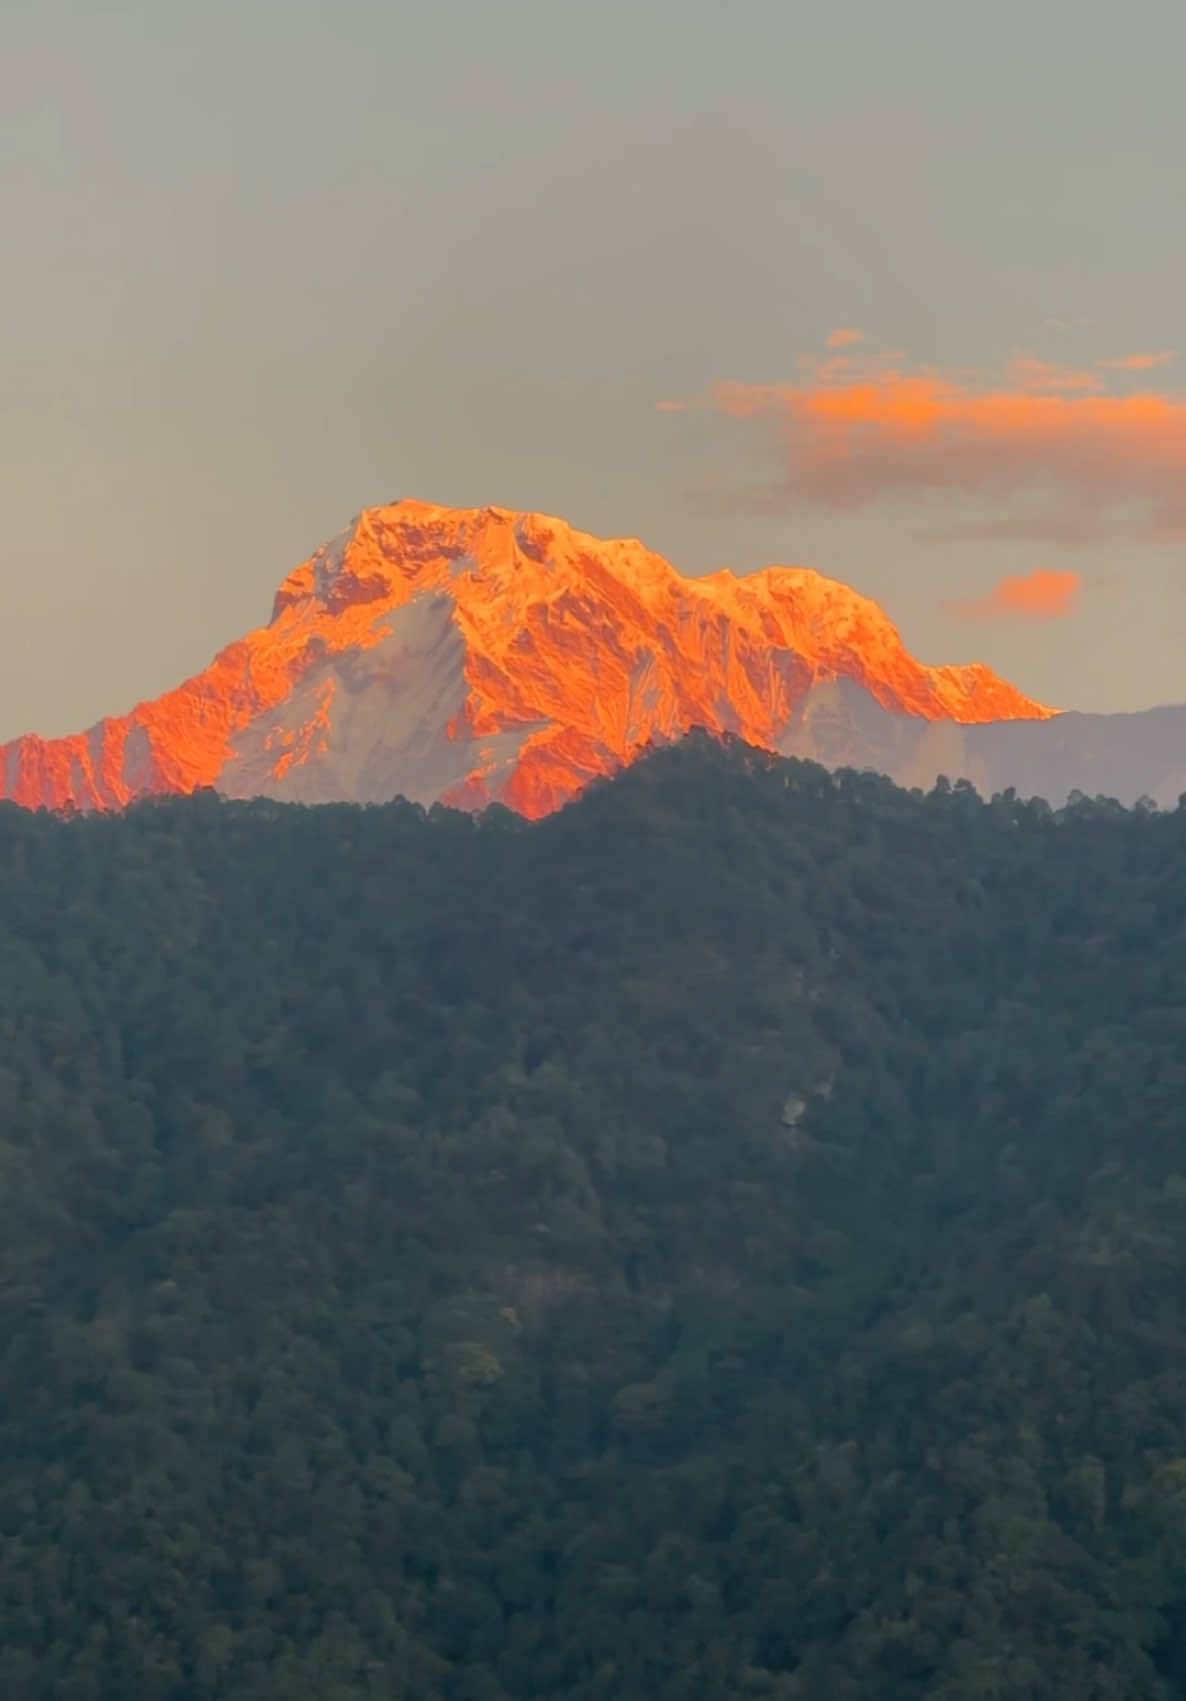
[5, 738, 1186, 1700]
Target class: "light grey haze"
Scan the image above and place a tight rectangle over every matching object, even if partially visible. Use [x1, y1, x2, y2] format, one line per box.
[4, 0, 1185, 739]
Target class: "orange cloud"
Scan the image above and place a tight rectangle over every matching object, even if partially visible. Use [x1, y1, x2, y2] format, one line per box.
[707, 354, 1186, 539]
[654, 399, 688, 412]
[1097, 350, 1177, 371]
[944, 567, 1082, 623]
[826, 327, 865, 349]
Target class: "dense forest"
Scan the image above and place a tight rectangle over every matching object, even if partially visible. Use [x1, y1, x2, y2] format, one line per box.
[4, 736, 1186, 1698]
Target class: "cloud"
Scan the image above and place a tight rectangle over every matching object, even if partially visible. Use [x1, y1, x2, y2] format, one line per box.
[1005, 356, 1101, 394]
[653, 399, 688, 412]
[1097, 350, 1177, 372]
[826, 327, 865, 349]
[704, 352, 1186, 540]
[944, 567, 1082, 623]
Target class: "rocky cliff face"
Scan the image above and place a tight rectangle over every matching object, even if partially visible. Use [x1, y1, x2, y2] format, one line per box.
[0, 500, 1054, 817]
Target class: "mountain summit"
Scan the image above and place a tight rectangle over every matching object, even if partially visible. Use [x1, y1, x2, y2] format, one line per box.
[0, 501, 1054, 816]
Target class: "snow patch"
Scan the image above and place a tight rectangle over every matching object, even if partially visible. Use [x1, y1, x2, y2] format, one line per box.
[218, 595, 538, 807]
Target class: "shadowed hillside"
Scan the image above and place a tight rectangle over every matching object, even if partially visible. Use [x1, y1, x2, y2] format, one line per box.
[3, 738, 1186, 1698]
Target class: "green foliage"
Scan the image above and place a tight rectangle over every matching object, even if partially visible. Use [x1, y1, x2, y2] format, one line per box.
[1, 741, 1186, 1696]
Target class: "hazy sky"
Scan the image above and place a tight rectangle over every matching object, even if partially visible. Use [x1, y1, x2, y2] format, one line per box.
[5, 0, 1186, 738]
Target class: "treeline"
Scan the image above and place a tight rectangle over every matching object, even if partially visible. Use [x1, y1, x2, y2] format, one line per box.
[2, 736, 1186, 1697]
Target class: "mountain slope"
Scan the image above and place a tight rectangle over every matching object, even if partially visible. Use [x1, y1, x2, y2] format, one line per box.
[774, 683, 1186, 809]
[0, 500, 1052, 816]
[5, 744, 1186, 1697]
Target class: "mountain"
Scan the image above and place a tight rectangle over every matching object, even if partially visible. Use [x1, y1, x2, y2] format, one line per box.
[938, 702, 1186, 810]
[7, 741, 1186, 1698]
[0, 500, 1055, 817]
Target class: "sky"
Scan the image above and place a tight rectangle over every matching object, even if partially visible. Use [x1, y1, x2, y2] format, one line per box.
[4, 0, 1186, 738]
